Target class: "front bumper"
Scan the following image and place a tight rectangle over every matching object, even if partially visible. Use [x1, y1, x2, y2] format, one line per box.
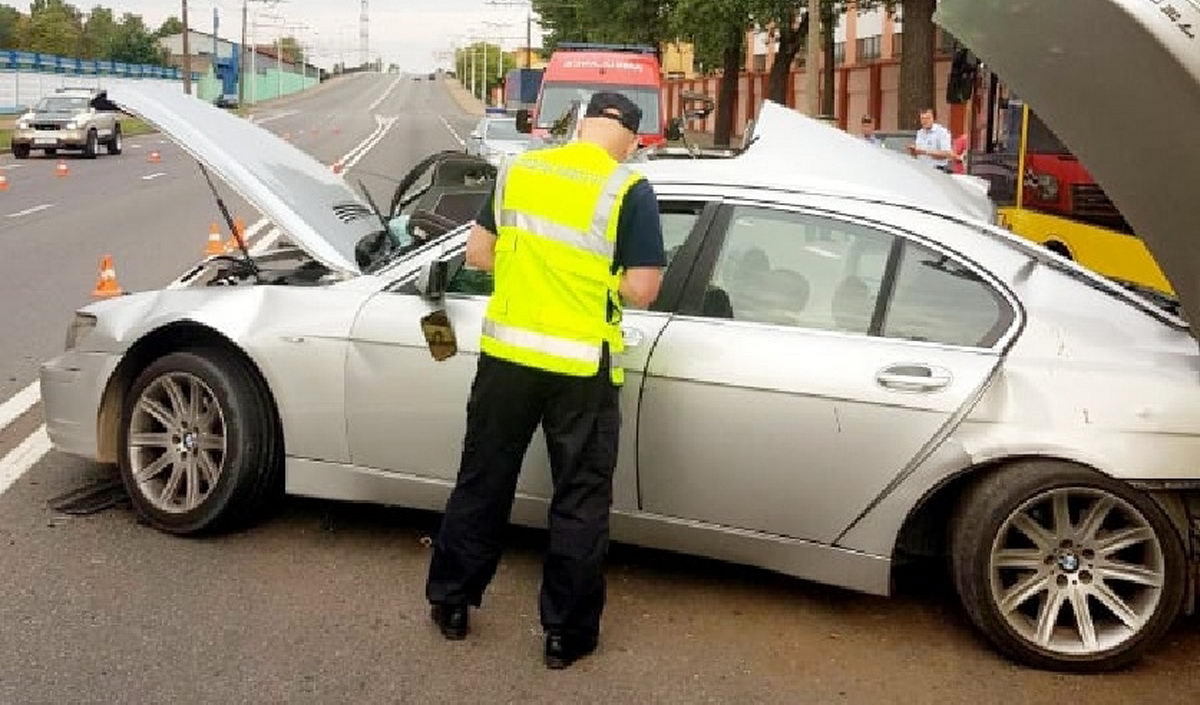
[12, 128, 87, 149]
[39, 350, 121, 461]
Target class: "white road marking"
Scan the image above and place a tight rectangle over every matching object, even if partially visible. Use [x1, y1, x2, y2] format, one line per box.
[141, 172, 167, 181]
[6, 204, 55, 218]
[366, 76, 403, 112]
[0, 428, 51, 497]
[129, 143, 143, 149]
[438, 115, 466, 147]
[0, 382, 39, 433]
[252, 109, 300, 125]
[336, 115, 399, 174]
[0, 164, 26, 170]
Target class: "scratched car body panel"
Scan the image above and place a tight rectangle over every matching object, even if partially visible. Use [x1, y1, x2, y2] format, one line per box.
[36, 1, 1200, 671]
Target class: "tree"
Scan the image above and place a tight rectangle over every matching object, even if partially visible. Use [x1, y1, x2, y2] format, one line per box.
[455, 42, 515, 96]
[155, 15, 184, 39]
[898, 0, 935, 128]
[82, 6, 117, 59]
[111, 12, 167, 65]
[0, 4, 26, 50]
[277, 36, 303, 65]
[534, 0, 676, 54]
[764, 8, 807, 103]
[27, 0, 84, 56]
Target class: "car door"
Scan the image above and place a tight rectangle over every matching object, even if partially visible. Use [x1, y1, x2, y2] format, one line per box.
[636, 201, 1020, 544]
[344, 197, 719, 508]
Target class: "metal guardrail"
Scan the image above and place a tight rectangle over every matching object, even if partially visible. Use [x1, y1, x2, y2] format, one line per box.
[0, 51, 183, 80]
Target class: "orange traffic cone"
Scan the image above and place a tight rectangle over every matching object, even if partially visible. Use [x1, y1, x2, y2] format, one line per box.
[331, 161, 344, 175]
[205, 222, 225, 256]
[92, 255, 123, 298]
[0, 173, 8, 191]
[148, 151, 162, 164]
[226, 217, 246, 252]
[55, 161, 70, 178]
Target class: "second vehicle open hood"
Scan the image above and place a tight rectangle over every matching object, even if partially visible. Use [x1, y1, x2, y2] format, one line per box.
[937, 0, 1200, 334]
[108, 80, 373, 276]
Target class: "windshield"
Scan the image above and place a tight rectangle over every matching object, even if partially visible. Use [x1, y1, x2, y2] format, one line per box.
[485, 119, 523, 141]
[536, 83, 660, 134]
[36, 96, 89, 113]
[1026, 111, 1069, 155]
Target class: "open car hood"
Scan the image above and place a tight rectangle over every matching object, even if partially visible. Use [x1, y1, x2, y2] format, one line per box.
[107, 80, 372, 276]
[937, 0, 1200, 334]
[736, 102, 996, 222]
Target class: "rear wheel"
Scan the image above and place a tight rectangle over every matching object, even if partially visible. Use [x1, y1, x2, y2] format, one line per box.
[82, 130, 98, 159]
[106, 125, 123, 155]
[117, 349, 282, 535]
[1044, 241, 1073, 260]
[950, 461, 1185, 672]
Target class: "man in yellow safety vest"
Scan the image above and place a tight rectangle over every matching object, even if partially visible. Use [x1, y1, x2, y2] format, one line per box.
[426, 92, 665, 670]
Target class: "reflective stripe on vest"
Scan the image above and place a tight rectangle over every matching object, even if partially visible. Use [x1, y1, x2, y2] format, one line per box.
[482, 319, 601, 365]
[497, 210, 615, 259]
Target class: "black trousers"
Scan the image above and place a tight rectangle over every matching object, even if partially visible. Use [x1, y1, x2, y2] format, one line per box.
[425, 353, 621, 639]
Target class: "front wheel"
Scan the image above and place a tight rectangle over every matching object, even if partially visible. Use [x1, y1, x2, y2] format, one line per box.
[950, 461, 1186, 672]
[117, 349, 282, 535]
[12, 143, 30, 159]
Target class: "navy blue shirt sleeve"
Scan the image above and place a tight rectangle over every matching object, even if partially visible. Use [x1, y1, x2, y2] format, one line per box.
[473, 177, 665, 273]
[613, 179, 666, 272]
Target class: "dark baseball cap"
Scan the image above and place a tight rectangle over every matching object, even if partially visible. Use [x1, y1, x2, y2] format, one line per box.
[585, 92, 642, 135]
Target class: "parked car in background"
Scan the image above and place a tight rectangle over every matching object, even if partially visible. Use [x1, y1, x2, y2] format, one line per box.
[465, 115, 531, 166]
[12, 88, 123, 159]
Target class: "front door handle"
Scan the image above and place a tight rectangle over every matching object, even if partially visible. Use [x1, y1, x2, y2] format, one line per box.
[622, 326, 645, 348]
[876, 364, 952, 393]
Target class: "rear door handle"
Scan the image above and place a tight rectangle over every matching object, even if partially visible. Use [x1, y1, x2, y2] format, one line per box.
[876, 364, 952, 393]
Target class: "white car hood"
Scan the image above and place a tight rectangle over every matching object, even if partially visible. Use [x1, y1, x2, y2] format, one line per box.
[108, 80, 373, 276]
[735, 102, 995, 222]
[938, 0, 1200, 333]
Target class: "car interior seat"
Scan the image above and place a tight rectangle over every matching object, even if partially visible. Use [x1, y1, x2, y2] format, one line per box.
[831, 275, 874, 333]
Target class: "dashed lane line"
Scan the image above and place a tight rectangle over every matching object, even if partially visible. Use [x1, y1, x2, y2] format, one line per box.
[6, 204, 55, 218]
[438, 115, 466, 147]
[142, 172, 167, 181]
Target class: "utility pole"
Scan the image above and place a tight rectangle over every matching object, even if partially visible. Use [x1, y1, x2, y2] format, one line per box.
[239, 0, 248, 106]
[181, 0, 193, 95]
[804, 0, 820, 116]
[360, 0, 369, 68]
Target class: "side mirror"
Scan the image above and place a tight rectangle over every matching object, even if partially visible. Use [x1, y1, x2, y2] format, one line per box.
[515, 109, 532, 134]
[416, 260, 449, 301]
[665, 118, 684, 142]
[469, 132, 482, 141]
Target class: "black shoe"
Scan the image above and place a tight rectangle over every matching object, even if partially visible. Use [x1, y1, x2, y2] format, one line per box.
[544, 632, 597, 670]
[430, 604, 469, 640]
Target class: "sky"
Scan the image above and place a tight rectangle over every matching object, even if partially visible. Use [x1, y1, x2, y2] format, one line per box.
[68, 0, 542, 72]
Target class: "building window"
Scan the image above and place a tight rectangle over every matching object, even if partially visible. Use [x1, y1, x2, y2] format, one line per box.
[833, 42, 845, 66]
[856, 35, 881, 62]
[892, 32, 903, 58]
[753, 53, 767, 73]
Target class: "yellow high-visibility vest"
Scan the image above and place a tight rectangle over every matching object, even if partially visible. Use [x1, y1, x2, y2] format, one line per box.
[481, 141, 642, 386]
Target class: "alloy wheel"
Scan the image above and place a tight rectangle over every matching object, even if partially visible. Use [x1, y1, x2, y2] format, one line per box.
[127, 372, 227, 513]
[989, 487, 1165, 656]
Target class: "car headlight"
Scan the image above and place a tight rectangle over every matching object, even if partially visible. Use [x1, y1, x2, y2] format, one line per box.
[16, 120, 29, 130]
[1036, 174, 1060, 201]
[65, 121, 79, 130]
[65, 313, 97, 351]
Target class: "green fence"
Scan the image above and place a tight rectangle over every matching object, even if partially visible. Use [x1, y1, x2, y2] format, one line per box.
[192, 68, 318, 104]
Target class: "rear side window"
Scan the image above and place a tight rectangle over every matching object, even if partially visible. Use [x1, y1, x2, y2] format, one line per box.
[881, 242, 1011, 347]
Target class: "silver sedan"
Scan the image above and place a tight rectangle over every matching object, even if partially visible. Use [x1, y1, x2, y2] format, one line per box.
[38, 0, 1200, 672]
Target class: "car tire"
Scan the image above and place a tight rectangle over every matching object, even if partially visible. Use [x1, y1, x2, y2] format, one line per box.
[82, 130, 98, 159]
[107, 125, 123, 155]
[12, 143, 30, 159]
[950, 460, 1186, 672]
[44, 148, 57, 156]
[117, 349, 283, 536]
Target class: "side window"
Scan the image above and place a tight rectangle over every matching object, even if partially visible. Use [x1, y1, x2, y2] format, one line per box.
[698, 206, 893, 335]
[445, 199, 704, 298]
[882, 242, 1010, 347]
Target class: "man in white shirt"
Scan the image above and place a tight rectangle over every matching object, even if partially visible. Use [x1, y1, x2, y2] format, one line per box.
[907, 108, 955, 171]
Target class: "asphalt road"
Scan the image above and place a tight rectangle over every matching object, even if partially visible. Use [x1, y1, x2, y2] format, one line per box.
[3, 75, 1200, 704]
